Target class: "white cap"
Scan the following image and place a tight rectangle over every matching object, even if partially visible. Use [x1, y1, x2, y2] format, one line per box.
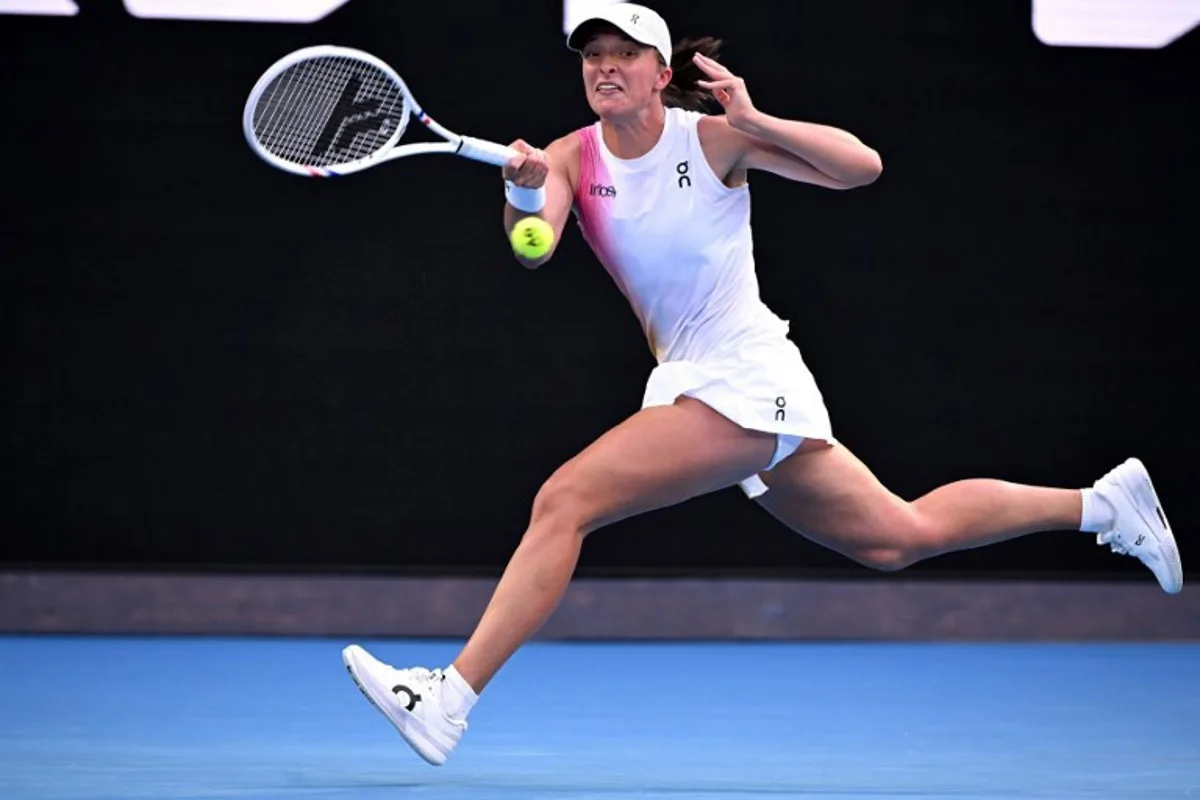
[566, 2, 673, 67]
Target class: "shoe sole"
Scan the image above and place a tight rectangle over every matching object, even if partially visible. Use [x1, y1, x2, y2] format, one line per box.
[341, 645, 450, 766]
[1120, 458, 1183, 594]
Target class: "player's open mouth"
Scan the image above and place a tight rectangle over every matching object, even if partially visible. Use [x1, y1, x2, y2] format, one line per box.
[596, 83, 623, 95]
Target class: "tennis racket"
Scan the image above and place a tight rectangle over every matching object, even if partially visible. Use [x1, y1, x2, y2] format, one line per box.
[242, 45, 518, 177]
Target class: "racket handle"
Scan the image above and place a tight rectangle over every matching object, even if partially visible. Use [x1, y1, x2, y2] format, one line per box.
[457, 136, 519, 167]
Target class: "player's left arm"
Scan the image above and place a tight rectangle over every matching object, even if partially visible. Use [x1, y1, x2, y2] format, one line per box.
[693, 52, 882, 190]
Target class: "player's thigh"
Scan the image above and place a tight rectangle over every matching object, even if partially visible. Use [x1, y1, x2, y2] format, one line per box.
[538, 396, 777, 535]
[753, 440, 923, 564]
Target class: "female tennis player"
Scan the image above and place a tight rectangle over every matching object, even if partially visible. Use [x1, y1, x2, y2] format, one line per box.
[342, 2, 1183, 766]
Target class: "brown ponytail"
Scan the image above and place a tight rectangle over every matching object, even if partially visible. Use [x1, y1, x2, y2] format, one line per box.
[661, 36, 724, 112]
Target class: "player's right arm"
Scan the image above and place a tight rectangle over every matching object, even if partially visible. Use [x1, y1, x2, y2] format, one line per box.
[502, 134, 578, 269]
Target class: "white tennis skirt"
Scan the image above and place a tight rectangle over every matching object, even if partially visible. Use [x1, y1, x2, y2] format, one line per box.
[640, 331, 835, 498]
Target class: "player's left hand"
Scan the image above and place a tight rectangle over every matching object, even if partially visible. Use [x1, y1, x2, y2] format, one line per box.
[693, 52, 758, 129]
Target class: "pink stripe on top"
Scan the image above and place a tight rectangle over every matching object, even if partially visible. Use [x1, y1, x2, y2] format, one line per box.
[573, 125, 634, 304]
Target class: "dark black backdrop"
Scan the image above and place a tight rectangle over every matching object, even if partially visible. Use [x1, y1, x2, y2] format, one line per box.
[1, 1, 1195, 579]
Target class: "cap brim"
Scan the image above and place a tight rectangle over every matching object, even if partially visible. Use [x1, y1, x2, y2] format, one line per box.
[566, 12, 648, 52]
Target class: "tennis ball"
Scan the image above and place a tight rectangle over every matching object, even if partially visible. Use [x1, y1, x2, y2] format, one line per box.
[510, 216, 554, 260]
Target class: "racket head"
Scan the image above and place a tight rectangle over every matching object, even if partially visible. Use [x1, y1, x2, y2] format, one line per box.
[243, 45, 415, 177]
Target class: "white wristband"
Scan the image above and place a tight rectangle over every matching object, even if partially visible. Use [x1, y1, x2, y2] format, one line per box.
[505, 180, 546, 213]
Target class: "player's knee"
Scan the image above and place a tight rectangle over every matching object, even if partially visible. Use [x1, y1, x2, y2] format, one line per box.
[853, 547, 916, 572]
[848, 511, 934, 572]
[529, 470, 593, 536]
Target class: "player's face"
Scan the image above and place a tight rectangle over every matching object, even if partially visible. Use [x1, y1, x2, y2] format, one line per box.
[580, 33, 670, 118]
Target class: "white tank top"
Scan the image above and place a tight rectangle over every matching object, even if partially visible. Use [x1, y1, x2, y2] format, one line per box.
[571, 106, 788, 364]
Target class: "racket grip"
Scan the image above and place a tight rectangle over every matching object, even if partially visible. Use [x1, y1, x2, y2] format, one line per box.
[457, 136, 519, 166]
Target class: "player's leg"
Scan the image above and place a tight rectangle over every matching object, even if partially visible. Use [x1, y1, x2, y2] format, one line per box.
[343, 396, 777, 764]
[752, 440, 1182, 591]
[450, 396, 775, 692]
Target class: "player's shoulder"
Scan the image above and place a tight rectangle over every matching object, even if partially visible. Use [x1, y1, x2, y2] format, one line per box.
[546, 129, 584, 159]
[696, 114, 750, 165]
[545, 130, 585, 190]
[695, 112, 739, 142]
[692, 112, 747, 158]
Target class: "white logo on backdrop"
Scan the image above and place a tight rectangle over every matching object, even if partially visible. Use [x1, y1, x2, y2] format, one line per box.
[0, 0, 351, 22]
[1032, 0, 1200, 48]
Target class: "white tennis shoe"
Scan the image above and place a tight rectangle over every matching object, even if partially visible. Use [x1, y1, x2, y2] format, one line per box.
[342, 644, 466, 766]
[1092, 457, 1183, 594]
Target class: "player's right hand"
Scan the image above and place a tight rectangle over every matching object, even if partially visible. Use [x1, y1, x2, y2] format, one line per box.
[502, 139, 549, 189]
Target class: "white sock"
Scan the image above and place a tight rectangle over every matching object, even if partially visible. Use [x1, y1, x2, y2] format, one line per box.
[440, 665, 478, 721]
[1080, 487, 1116, 533]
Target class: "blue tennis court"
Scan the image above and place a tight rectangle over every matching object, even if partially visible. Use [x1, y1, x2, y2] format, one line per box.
[2, 636, 1196, 799]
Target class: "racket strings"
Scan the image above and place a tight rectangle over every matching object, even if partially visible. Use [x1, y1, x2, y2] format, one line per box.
[251, 56, 408, 168]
